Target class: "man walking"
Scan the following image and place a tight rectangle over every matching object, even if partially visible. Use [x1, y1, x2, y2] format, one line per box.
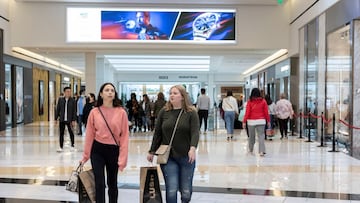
[76, 89, 86, 135]
[56, 87, 76, 152]
[197, 88, 211, 132]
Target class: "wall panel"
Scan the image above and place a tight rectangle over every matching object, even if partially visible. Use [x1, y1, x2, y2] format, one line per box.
[33, 67, 49, 121]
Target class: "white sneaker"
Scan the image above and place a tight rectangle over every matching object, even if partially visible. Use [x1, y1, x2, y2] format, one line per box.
[70, 147, 77, 152]
[57, 148, 63, 153]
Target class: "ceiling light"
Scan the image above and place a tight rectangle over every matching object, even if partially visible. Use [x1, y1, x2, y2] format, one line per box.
[12, 47, 83, 76]
[242, 49, 288, 75]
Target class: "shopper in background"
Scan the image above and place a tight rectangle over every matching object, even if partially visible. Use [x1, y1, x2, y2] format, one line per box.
[221, 90, 239, 141]
[76, 89, 86, 135]
[147, 85, 199, 203]
[55, 87, 77, 152]
[81, 83, 129, 203]
[265, 94, 276, 140]
[82, 93, 96, 127]
[154, 92, 166, 119]
[275, 93, 294, 139]
[139, 94, 152, 132]
[126, 93, 141, 132]
[196, 88, 210, 132]
[242, 88, 270, 156]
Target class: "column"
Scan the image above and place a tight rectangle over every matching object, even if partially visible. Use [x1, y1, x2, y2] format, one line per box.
[317, 13, 326, 140]
[85, 52, 96, 94]
[96, 57, 104, 92]
[298, 27, 305, 133]
[208, 73, 215, 107]
[351, 20, 360, 159]
[95, 57, 115, 92]
[0, 29, 5, 131]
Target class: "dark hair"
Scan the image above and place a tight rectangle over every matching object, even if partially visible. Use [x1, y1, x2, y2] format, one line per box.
[201, 88, 206, 94]
[250, 88, 261, 100]
[265, 94, 272, 105]
[80, 89, 85, 95]
[143, 94, 149, 102]
[130, 93, 136, 99]
[63, 87, 71, 92]
[96, 83, 122, 107]
[89, 93, 96, 99]
[226, 90, 233, 97]
[157, 92, 165, 100]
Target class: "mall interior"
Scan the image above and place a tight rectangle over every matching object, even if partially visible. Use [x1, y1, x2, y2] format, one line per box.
[1, 0, 360, 202]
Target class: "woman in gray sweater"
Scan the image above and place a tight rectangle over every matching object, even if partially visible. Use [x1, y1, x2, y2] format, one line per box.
[147, 85, 200, 203]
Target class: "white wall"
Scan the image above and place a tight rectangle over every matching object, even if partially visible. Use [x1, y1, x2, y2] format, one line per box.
[9, 2, 290, 51]
[0, 0, 10, 54]
[288, 0, 340, 56]
[289, 0, 318, 23]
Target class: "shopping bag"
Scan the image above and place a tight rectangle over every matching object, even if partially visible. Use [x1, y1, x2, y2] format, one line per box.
[140, 166, 163, 203]
[78, 168, 96, 203]
[266, 129, 275, 137]
[66, 163, 82, 192]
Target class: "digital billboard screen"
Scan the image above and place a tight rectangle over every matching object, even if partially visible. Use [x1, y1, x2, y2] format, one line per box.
[67, 8, 236, 43]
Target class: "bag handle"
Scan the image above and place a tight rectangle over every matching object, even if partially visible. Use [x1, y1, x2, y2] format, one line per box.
[168, 109, 184, 147]
[98, 107, 119, 146]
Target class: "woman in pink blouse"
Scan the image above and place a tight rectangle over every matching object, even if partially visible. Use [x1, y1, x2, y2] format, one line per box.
[80, 83, 129, 203]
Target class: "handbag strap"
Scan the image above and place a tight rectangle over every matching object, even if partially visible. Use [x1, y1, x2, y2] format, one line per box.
[168, 109, 184, 147]
[98, 107, 119, 146]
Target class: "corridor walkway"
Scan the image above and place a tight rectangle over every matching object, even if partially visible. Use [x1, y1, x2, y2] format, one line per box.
[0, 121, 359, 202]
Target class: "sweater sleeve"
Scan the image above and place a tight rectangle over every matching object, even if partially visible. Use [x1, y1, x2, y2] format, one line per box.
[118, 108, 129, 171]
[149, 109, 164, 153]
[82, 109, 96, 163]
[190, 110, 200, 148]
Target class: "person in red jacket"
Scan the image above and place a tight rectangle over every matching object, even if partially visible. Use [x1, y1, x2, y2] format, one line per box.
[242, 88, 270, 156]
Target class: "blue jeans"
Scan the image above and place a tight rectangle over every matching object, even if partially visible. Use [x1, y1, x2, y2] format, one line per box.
[160, 156, 196, 203]
[224, 111, 235, 134]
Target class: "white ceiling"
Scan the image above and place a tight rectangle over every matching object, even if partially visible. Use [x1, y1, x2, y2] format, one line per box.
[21, 0, 282, 77]
[16, 0, 279, 5]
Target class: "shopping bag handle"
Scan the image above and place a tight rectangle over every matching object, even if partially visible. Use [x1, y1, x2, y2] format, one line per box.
[76, 162, 84, 172]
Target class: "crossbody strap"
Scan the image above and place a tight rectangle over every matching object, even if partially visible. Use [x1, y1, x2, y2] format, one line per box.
[98, 107, 119, 146]
[168, 109, 184, 147]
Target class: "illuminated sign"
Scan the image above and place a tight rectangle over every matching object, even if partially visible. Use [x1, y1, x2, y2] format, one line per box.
[67, 8, 236, 43]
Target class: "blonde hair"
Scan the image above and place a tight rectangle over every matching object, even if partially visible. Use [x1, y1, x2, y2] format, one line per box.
[164, 85, 195, 112]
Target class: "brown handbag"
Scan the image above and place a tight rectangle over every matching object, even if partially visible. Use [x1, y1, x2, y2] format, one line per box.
[155, 109, 183, 164]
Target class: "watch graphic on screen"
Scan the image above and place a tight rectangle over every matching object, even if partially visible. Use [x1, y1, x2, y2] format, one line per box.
[192, 12, 220, 41]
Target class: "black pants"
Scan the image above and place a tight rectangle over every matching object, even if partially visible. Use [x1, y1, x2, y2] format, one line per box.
[278, 118, 289, 137]
[59, 121, 75, 148]
[198, 110, 209, 131]
[91, 140, 119, 203]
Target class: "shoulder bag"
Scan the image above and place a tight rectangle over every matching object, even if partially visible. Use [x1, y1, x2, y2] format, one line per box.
[155, 109, 183, 164]
[98, 107, 119, 146]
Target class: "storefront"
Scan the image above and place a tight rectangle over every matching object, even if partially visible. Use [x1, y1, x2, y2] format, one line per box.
[3, 55, 33, 128]
[301, 0, 360, 157]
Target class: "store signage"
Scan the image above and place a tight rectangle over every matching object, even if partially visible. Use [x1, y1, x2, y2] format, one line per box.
[178, 76, 198, 79]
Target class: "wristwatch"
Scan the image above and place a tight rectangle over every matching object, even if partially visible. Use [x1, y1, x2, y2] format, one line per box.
[192, 12, 220, 40]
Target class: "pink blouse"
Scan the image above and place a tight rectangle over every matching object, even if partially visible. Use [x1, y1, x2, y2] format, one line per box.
[82, 106, 129, 171]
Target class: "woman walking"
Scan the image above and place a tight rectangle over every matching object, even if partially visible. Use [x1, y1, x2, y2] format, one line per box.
[147, 85, 199, 203]
[275, 93, 294, 139]
[242, 88, 270, 156]
[80, 83, 129, 203]
[221, 90, 239, 140]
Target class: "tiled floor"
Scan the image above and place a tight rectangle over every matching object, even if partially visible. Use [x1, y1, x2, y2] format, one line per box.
[0, 121, 360, 202]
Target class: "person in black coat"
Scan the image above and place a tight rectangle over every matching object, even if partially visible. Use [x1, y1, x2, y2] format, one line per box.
[82, 93, 96, 127]
[55, 87, 77, 152]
